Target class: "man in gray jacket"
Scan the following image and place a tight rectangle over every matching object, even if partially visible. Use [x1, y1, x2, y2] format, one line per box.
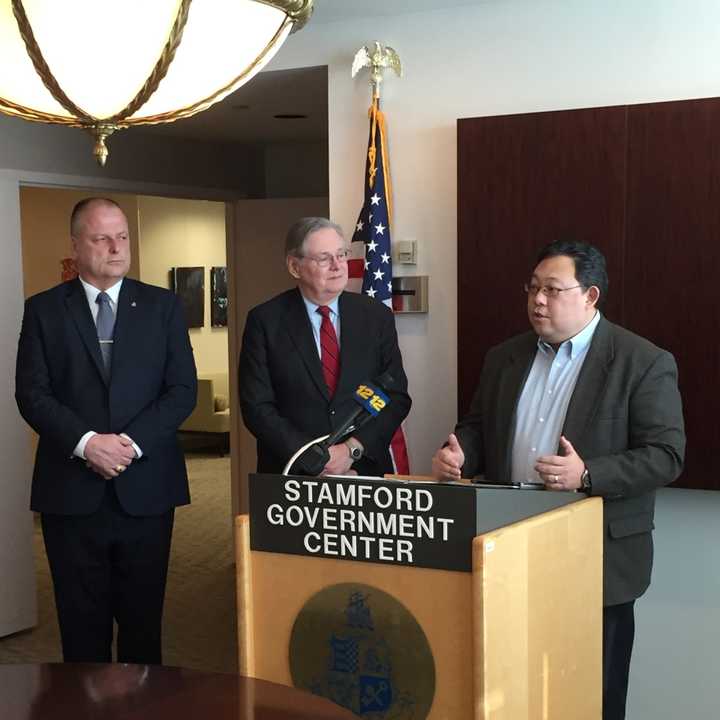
[432, 240, 685, 720]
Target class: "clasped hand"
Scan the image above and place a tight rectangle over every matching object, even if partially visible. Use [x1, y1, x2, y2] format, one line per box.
[85, 434, 136, 480]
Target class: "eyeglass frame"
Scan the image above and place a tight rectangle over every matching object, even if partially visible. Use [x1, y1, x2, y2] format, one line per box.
[298, 249, 351, 268]
[524, 282, 585, 299]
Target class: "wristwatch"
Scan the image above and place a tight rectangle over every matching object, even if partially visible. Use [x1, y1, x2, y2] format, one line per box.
[580, 468, 592, 493]
[345, 438, 364, 462]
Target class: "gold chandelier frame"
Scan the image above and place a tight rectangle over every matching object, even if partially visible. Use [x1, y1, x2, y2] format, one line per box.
[0, 0, 313, 165]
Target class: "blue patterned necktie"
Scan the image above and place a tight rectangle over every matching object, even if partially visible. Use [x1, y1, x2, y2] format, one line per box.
[96, 291, 115, 374]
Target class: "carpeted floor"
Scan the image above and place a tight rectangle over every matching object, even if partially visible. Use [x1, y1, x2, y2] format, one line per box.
[0, 454, 237, 673]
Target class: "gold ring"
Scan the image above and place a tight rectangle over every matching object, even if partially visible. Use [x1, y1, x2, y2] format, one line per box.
[553, 474, 559, 483]
[115, 465, 126, 473]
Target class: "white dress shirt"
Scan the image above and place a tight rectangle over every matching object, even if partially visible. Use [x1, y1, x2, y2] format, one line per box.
[73, 277, 143, 460]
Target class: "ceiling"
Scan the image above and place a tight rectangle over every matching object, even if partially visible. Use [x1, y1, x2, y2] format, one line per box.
[140, 65, 328, 145]
[141, 1, 487, 146]
[311, 0, 487, 24]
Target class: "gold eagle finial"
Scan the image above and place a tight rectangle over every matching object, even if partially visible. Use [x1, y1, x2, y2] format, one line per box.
[352, 42, 402, 99]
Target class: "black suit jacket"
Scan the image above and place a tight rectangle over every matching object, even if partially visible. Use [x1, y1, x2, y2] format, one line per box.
[455, 316, 685, 606]
[16, 278, 197, 516]
[239, 288, 411, 476]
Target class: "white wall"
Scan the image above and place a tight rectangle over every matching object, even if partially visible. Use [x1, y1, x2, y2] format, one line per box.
[0, 172, 37, 637]
[265, 2, 720, 717]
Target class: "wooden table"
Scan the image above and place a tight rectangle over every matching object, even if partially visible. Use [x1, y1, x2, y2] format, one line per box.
[0, 663, 357, 719]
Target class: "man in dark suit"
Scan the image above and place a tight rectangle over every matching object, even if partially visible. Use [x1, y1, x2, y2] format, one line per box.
[16, 197, 197, 664]
[432, 240, 684, 720]
[240, 217, 410, 477]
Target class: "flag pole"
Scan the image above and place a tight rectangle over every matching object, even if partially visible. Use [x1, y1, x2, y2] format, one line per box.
[352, 42, 401, 225]
[350, 41, 410, 475]
[351, 41, 402, 102]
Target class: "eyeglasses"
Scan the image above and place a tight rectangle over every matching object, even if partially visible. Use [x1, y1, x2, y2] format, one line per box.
[300, 249, 351, 268]
[524, 283, 582, 298]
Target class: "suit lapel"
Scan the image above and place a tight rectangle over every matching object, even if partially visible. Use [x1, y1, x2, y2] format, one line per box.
[496, 334, 537, 475]
[65, 279, 107, 384]
[284, 288, 330, 400]
[562, 316, 614, 444]
[337, 292, 363, 398]
[110, 278, 138, 384]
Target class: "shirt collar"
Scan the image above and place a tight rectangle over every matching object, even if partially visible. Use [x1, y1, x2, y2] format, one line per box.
[538, 310, 601, 359]
[300, 291, 340, 318]
[79, 276, 123, 307]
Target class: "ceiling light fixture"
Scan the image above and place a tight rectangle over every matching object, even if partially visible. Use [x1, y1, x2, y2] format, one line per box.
[0, 0, 313, 166]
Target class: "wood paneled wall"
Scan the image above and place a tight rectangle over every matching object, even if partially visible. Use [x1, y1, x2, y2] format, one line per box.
[457, 97, 720, 491]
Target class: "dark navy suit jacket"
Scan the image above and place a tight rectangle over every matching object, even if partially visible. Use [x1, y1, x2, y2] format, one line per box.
[239, 288, 411, 476]
[16, 277, 197, 516]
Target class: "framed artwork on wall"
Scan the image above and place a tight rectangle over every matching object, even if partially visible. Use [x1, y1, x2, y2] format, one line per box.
[210, 266, 228, 327]
[170, 266, 204, 328]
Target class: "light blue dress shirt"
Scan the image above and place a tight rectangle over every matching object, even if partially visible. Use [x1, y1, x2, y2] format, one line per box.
[511, 311, 601, 484]
[301, 293, 341, 357]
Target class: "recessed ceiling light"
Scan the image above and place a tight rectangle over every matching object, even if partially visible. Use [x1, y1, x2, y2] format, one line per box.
[273, 114, 308, 120]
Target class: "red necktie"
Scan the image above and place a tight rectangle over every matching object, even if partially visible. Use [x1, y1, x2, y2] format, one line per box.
[317, 306, 340, 397]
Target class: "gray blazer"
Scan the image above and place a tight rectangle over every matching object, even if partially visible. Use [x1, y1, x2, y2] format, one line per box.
[455, 316, 685, 606]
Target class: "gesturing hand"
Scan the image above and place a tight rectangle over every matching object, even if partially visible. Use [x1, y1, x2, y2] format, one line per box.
[431, 433, 465, 481]
[535, 435, 585, 491]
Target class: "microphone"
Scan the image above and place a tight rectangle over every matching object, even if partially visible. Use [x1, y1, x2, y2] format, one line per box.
[323, 371, 393, 448]
[295, 372, 394, 475]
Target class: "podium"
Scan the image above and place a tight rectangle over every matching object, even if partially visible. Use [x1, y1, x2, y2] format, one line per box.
[236, 473, 602, 719]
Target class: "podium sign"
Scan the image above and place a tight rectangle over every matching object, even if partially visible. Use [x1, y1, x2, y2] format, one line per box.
[249, 473, 584, 572]
[250, 473, 476, 571]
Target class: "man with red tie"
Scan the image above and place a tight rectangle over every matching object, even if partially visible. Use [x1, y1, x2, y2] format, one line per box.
[239, 217, 411, 477]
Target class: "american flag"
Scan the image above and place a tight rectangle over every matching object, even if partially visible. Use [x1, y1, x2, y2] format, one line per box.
[348, 99, 410, 474]
[349, 102, 394, 305]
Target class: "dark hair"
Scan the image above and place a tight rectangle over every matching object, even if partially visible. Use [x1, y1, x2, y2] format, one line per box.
[70, 197, 123, 237]
[285, 217, 345, 257]
[535, 240, 608, 306]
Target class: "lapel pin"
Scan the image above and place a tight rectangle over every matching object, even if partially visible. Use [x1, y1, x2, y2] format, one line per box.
[131, 301, 137, 307]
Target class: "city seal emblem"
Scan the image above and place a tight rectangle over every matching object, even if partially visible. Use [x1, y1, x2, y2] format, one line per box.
[289, 583, 435, 718]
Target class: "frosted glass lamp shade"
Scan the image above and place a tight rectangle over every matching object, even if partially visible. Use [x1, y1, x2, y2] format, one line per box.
[0, 0, 313, 164]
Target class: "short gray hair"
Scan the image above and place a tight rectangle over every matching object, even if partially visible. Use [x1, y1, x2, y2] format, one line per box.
[285, 217, 345, 258]
[70, 197, 123, 237]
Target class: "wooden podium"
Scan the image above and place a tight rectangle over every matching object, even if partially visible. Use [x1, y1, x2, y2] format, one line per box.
[236, 474, 602, 719]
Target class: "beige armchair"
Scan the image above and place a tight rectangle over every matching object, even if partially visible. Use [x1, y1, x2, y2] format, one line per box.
[179, 372, 230, 453]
